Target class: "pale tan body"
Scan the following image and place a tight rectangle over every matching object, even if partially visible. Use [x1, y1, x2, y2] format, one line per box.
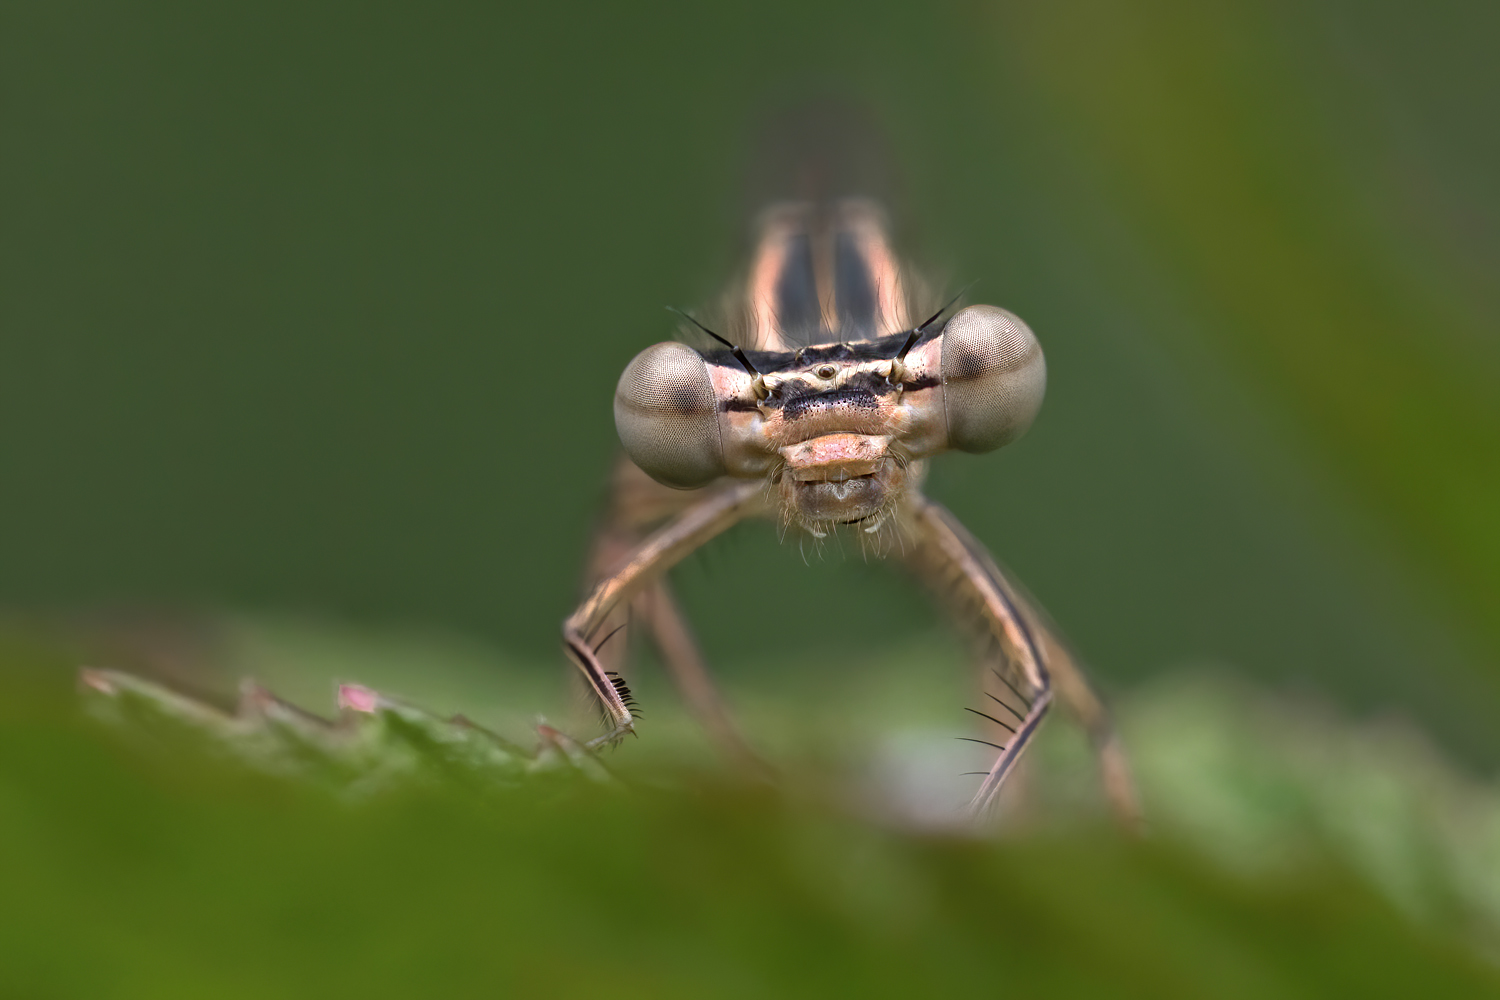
[565, 200, 1139, 825]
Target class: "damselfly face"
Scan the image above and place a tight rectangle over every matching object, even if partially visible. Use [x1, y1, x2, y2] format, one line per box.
[614, 200, 1047, 538]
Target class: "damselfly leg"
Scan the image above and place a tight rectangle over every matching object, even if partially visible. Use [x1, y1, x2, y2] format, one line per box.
[576, 459, 768, 771]
[564, 477, 764, 749]
[901, 499, 1141, 826]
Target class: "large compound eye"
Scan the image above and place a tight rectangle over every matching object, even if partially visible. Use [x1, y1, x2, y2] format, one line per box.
[940, 305, 1046, 454]
[614, 342, 726, 489]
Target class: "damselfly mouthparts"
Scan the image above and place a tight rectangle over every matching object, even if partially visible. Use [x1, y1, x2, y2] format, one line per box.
[565, 197, 1139, 825]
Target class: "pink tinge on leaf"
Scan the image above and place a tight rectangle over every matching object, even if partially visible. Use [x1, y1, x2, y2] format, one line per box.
[338, 684, 380, 714]
[78, 668, 116, 695]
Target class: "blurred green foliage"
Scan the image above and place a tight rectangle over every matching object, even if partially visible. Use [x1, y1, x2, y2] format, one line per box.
[5, 628, 1500, 997]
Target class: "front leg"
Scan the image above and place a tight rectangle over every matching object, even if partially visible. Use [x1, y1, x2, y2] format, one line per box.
[564, 479, 765, 748]
[903, 497, 1141, 828]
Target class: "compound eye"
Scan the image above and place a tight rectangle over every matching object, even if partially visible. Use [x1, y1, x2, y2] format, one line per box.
[939, 305, 1046, 454]
[614, 342, 726, 489]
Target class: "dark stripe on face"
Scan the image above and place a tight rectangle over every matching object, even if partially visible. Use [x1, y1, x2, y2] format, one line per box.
[701, 316, 949, 380]
[776, 234, 821, 339]
[834, 231, 876, 336]
[782, 388, 881, 421]
[835, 369, 902, 396]
[704, 331, 914, 374]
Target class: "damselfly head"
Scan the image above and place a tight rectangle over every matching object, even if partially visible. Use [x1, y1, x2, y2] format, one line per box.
[614, 304, 1047, 537]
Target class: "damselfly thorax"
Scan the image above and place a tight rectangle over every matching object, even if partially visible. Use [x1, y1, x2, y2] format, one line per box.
[567, 197, 1138, 825]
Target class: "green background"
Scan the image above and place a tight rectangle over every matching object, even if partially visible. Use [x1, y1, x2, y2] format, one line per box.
[4, 3, 1500, 994]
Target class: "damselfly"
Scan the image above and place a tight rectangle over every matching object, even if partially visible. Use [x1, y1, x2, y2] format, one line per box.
[565, 195, 1138, 825]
